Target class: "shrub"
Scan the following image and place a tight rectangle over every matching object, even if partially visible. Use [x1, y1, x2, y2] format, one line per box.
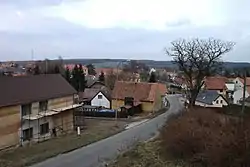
[160, 107, 250, 167]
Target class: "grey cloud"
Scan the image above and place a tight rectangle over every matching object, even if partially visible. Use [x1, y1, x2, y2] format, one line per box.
[0, 0, 63, 8]
[1, 0, 250, 61]
[1, 23, 250, 61]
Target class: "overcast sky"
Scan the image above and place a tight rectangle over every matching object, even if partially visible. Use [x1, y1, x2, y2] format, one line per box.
[0, 0, 250, 62]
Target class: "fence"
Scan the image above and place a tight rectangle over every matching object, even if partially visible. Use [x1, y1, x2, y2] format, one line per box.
[76, 105, 142, 118]
[82, 110, 129, 118]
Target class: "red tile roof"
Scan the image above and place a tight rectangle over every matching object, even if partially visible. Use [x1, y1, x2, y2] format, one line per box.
[95, 68, 122, 75]
[158, 83, 167, 95]
[204, 76, 228, 90]
[239, 77, 250, 86]
[247, 86, 250, 94]
[112, 81, 162, 102]
[64, 64, 88, 71]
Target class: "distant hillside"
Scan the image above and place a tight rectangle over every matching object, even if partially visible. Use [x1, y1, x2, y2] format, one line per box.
[62, 59, 250, 69]
[12, 59, 250, 69]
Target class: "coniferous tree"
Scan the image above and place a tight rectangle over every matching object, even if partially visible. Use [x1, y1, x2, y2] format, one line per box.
[86, 64, 96, 75]
[149, 71, 157, 83]
[71, 65, 80, 91]
[33, 64, 40, 75]
[246, 70, 250, 77]
[54, 65, 60, 74]
[78, 64, 86, 92]
[64, 67, 71, 83]
[98, 71, 105, 82]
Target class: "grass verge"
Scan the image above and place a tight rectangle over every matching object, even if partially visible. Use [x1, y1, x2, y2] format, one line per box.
[0, 119, 127, 167]
[109, 139, 183, 167]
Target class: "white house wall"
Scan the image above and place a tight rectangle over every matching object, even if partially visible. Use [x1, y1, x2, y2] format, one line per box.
[195, 101, 222, 108]
[213, 96, 228, 107]
[233, 78, 244, 90]
[225, 83, 235, 91]
[91, 92, 110, 108]
[233, 89, 249, 104]
[195, 96, 228, 108]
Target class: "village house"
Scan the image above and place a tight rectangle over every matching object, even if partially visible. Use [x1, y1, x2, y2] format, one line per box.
[79, 81, 111, 109]
[203, 76, 229, 95]
[0, 74, 80, 149]
[232, 77, 250, 104]
[112, 81, 166, 113]
[195, 90, 228, 108]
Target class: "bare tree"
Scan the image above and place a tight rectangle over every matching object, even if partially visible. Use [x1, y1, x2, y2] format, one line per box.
[165, 38, 235, 106]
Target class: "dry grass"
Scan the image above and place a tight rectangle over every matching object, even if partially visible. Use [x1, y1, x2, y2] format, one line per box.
[109, 139, 186, 167]
[0, 119, 127, 167]
[110, 107, 250, 167]
[161, 108, 250, 167]
[110, 140, 166, 167]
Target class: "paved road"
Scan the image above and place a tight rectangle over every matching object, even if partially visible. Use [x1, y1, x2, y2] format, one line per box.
[31, 95, 183, 167]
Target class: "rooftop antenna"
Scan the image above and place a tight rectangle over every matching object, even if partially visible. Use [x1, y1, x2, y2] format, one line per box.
[31, 49, 34, 61]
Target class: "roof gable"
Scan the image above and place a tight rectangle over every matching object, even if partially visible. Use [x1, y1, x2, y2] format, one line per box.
[81, 87, 111, 101]
[91, 91, 110, 102]
[0, 74, 76, 107]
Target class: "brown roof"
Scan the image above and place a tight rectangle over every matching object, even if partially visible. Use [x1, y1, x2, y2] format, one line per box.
[79, 87, 111, 101]
[95, 68, 122, 75]
[247, 86, 250, 94]
[204, 76, 228, 90]
[239, 77, 250, 86]
[112, 81, 160, 102]
[80, 88, 100, 100]
[0, 74, 76, 108]
[158, 83, 167, 95]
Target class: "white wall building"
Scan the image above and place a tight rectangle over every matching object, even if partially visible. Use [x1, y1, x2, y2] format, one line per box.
[91, 91, 111, 109]
[232, 77, 250, 104]
[195, 90, 228, 108]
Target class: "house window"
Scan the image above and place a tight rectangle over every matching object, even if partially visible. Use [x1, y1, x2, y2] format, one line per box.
[21, 104, 32, 116]
[236, 81, 238, 84]
[125, 97, 134, 106]
[216, 100, 219, 104]
[39, 100, 48, 112]
[98, 95, 103, 99]
[220, 90, 223, 92]
[221, 100, 223, 104]
[22, 128, 33, 141]
[40, 123, 49, 135]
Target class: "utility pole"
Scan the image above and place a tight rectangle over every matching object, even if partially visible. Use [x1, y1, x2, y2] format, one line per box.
[45, 59, 48, 74]
[241, 71, 247, 116]
[31, 49, 34, 61]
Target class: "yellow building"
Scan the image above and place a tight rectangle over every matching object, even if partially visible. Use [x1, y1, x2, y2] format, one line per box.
[0, 74, 80, 149]
[112, 81, 166, 113]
